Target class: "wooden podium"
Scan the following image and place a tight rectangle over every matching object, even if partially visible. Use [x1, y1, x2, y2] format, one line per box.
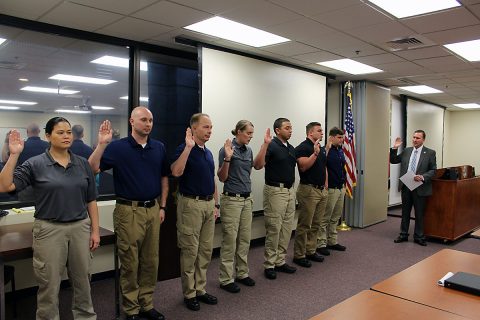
[424, 165, 480, 241]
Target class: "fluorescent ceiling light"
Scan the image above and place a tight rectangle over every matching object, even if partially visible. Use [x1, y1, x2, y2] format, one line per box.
[55, 109, 91, 114]
[0, 99, 37, 105]
[453, 103, 480, 109]
[21, 86, 79, 94]
[0, 106, 20, 110]
[444, 39, 480, 62]
[0, 38, 6, 45]
[398, 85, 443, 94]
[91, 56, 148, 71]
[184, 16, 290, 47]
[368, 0, 461, 18]
[49, 74, 117, 85]
[317, 59, 383, 75]
[120, 96, 149, 102]
[91, 106, 115, 110]
[18, 78, 29, 82]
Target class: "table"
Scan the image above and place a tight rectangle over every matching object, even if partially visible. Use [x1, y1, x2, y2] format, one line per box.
[0, 222, 115, 320]
[371, 249, 480, 320]
[309, 290, 468, 320]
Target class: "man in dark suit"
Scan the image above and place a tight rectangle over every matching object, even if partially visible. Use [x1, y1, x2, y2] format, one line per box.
[390, 130, 436, 246]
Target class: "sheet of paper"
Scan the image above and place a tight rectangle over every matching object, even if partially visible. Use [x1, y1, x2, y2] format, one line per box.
[399, 170, 423, 191]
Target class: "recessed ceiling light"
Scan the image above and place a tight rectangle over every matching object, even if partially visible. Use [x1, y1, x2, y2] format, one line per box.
[91, 56, 148, 71]
[21, 86, 79, 94]
[55, 109, 91, 114]
[453, 103, 480, 109]
[91, 106, 115, 110]
[49, 74, 117, 85]
[18, 78, 29, 82]
[184, 16, 290, 47]
[120, 96, 149, 102]
[0, 106, 20, 110]
[368, 0, 461, 18]
[316, 59, 383, 75]
[0, 38, 6, 45]
[444, 39, 480, 62]
[398, 85, 443, 94]
[0, 99, 37, 105]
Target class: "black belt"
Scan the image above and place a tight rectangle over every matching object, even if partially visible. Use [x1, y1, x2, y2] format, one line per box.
[300, 183, 324, 190]
[223, 192, 251, 198]
[181, 193, 214, 201]
[116, 198, 156, 208]
[266, 181, 293, 189]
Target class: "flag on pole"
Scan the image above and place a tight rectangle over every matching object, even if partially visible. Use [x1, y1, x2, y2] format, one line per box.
[343, 82, 357, 198]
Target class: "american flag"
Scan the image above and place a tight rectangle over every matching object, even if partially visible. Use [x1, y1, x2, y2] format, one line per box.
[343, 82, 357, 198]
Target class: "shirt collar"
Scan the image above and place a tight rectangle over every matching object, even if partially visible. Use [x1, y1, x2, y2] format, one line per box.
[232, 138, 247, 151]
[127, 134, 152, 149]
[45, 149, 78, 167]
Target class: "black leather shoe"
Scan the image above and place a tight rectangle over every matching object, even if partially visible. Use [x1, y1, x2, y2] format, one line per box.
[394, 236, 408, 243]
[184, 297, 200, 311]
[236, 276, 255, 286]
[306, 252, 324, 262]
[220, 282, 240, 293]
[274, 263, 297, 273]
[327, 243, 346, 251]
[197, 293, 218, 305]
[316, 247, 330, 256]
[264, 268, 277, 280]
[293, 257, 312, 268]
[126, 315, 140, 320]
[139, 308, 165, 320]
[414, 239, 427, 246]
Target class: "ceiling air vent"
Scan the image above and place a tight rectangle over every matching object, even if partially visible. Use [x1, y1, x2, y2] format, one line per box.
[0, 61, 26, 70]
[384, 36, 432, 51]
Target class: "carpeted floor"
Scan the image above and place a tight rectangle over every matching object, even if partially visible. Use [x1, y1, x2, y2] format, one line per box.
[7, 212, 480, 320]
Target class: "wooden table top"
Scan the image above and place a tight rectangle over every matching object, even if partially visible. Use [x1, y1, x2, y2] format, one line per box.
[309, 290, 468, 320]
[371, 249, 480, 320]
[0, 222, 115, 262]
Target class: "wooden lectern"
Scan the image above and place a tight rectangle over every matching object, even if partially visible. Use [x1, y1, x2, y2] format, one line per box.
[424, 165, 480, 241]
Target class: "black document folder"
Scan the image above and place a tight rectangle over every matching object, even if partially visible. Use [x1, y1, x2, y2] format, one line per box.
[444, 272, 480, 296]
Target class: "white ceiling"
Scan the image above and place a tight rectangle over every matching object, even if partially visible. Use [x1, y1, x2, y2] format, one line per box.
[1, 0, 480, 111]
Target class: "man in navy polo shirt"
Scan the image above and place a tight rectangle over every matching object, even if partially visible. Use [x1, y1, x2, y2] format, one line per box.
[171, 113, 219, 311]
[89, 107, 169, 320]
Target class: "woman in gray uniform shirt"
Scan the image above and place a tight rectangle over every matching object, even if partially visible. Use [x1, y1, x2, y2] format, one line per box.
[217, 120, 271, 293]
[0, 117, 100, 320]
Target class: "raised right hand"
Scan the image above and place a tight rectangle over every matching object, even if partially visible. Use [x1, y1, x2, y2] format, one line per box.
[393, 137, 402, 149]
[185, 128, 195, 148]
[97, 120, 112, 145]
[8, 130, 24, 155]
[224, 139, 233, 159]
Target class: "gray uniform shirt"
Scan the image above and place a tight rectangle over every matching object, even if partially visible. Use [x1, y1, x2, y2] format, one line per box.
[13, 150, 97, 222]
[218, 138, 253, 194]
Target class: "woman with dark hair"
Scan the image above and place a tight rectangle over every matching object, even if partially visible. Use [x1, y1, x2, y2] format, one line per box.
[0, 117, 99, 320]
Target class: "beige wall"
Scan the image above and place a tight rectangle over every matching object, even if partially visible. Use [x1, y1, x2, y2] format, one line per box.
[327, 81, 341, 130]
[444, 110, 480, 171]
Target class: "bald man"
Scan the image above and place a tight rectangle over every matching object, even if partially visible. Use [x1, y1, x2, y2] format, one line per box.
[18, 123, 49, 165]
[89, 107, 169, 320]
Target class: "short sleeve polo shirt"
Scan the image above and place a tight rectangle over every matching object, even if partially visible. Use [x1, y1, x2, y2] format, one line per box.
[218, 138, 253, 194]
[295, 138, 327, 186]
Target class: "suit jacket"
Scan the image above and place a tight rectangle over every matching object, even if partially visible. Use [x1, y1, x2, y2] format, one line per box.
[390, 146, 437, 196]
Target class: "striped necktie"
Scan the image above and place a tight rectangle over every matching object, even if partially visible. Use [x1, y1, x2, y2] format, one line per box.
[410, 149, 418, 172]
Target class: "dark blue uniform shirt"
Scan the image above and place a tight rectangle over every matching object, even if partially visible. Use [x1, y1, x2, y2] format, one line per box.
[70, 139, 93, 159]
[327, 145, 346, 188]
[18, 137, 49, 165]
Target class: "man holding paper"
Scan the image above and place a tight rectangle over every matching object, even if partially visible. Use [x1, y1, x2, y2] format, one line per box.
[390, 130, 436, 246]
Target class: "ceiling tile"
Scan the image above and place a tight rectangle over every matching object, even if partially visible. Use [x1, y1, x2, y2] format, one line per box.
[345, 21, 415, 44]
[470, 4, 480, 18]
[353, 53, 406, 65]
[424, 24, 480, 45]
[328, 42, 386, 58]
[303, 31, 368, 51]
[133, 1, 212, 28]
[414, 56, 472, 72]
[269, 0, 358, 16]
[262, 41, 318, 56]
[394, 46, 451, 60]
[452, 75, 480, 82]
[221, 1, 303, 28]
[0, 0, 61, 20]
[312, 3, 391, 31]
[67, 0, 157, 15]
[96, 17, 173, 41]
[39, 2, 123, 31]
[0, 25, 25, 40]
[401, 7, 479, 34]
[292, 51, 344, 64]
[377, 61, 432, 76]
[170, 0, 254, 14]
[265, 18, 335, 42]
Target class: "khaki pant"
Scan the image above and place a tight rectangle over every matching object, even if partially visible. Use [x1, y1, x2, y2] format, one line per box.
[219, 195, 253, 285]
[263, 184, 296, 269]
[293, 184, 328, 258]
[176, 195, 215, 299]
[32, 218, 95, 320]
[114, 202, 161, 315]
[318, 187, 345, 248]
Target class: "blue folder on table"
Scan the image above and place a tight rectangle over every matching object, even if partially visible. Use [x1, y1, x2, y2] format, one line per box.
[444, 271, 480, 296]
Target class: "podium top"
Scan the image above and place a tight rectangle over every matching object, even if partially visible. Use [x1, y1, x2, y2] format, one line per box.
[435, 165, 475, 180]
